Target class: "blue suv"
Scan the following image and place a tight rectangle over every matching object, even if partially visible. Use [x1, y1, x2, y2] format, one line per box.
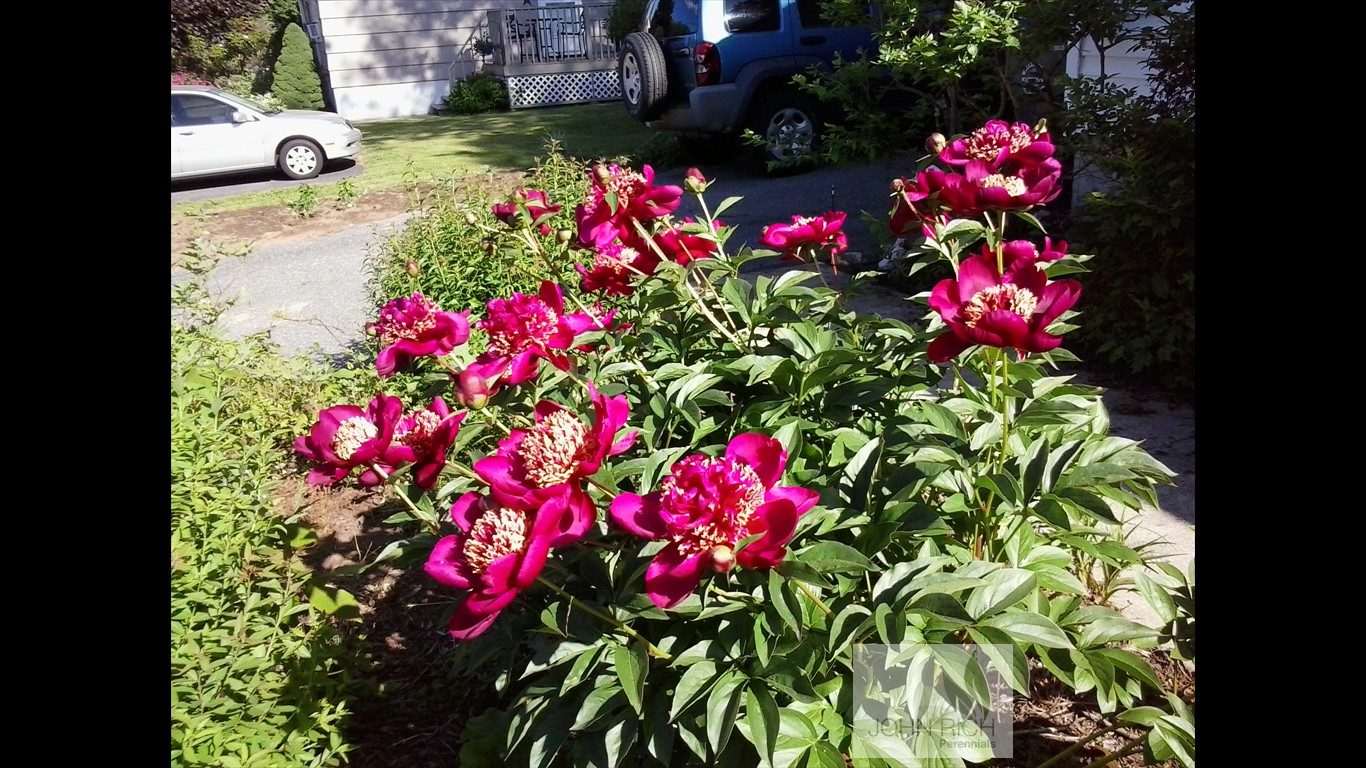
[618, 0, 875, 169]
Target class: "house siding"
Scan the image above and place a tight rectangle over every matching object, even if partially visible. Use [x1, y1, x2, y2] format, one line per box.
[301, 0, 620, 120]
[1062, 9, 1178, 204]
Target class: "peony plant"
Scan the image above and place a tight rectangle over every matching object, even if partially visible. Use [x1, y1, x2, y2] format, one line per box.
[294, 124, 1194, 767]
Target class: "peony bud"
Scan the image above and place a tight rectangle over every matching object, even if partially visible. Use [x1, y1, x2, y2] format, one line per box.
[925, 132, 947, 155]
[710, 544, 735, 573]
[683, 167, 709, 195]
[556, 228, 573, 244]
[454, 369, 491, 410]
[890, 177, 905, 193]
[482, 238, 496, 255]
[592, 164, 611, 186]
[464, 212, 480, 226]
[404, 260, 421, 277]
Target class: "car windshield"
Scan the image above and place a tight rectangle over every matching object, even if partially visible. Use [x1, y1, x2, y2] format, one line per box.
[213, 89, 280, 115]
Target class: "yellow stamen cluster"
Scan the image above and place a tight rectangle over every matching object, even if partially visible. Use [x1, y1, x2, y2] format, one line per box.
[463, 507, 530, 574]
[980, 174, 1027, 197]
[332, 416, 378, 460]
[518, 410, 596, 487]
[664, 459, 765, 556]
[486, 305, 559, 358]
[396, 409, 442, 447]
[964, 284, 1039, 326]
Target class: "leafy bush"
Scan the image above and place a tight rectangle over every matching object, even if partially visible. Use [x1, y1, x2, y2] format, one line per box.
[273, 21, 324, 110]
[299, 120, 1194, 766]
[606, 0, 648, 43]
[367, 141, 591, 347]
[171, 246, 376, 767]
[1049, 3, 1195, 395]
[446, 73, 510, 114]
[171, 0, 271, 77]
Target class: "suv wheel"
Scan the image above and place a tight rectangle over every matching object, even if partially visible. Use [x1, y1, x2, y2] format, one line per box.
[619, 32, 668, 122]
[748, 90, 822, 173]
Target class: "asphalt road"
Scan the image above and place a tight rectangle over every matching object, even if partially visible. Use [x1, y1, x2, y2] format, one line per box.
[170, 158, 362, 204]
[173, 155, 916, 360]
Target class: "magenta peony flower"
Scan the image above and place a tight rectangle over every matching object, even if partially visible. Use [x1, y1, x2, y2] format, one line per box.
[424, 491, 567, 639]
[466, 281, 605, 393]
[610, 433, 819, 609]
[575, 164, 683, 248]
[759, 211, 848, 262]
[378, 397, 467, 491]
[492, 188, 561, 228]
[476, 382, 636, 544]
[938, 120, 1056, 173]
[888, 173, 949, 237]
[936, 158, 1063, 217]
[645, 219, 725, 266]
[294, 394, 403, 487]
[927, 246, 1082, 363]
[576, 242, 660, 296]
[370, 292, 472, 378]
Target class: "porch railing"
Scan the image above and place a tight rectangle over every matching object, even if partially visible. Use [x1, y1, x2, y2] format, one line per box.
[487, 3, 618, 67]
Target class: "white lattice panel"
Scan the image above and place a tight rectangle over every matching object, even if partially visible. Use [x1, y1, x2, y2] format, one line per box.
[506, 69, 621, 109]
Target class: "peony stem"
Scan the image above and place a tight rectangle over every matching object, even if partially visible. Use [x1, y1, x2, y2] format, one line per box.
[793, 579, 834, 617]
[682, 273, 750, 351]
[1033, 724, 1129, 768]
[370, 463, 440, 535]
[535, 576, 672, 659]
[586, 476, 618, 500]
[478, 409, 513, 436]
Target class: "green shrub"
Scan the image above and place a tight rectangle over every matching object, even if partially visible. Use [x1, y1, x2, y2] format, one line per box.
[367, 140, 591, 347]
[446, 73, 509, 114]
[606, 0, 648, 43]
[171, 250, 375, 767]
[1050, 3, 1196, 397]
[311, 133, 1194, 766]
[273, 21, 324, 110]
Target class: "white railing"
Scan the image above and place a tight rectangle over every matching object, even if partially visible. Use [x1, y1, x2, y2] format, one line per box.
[487, 3, 618, 66]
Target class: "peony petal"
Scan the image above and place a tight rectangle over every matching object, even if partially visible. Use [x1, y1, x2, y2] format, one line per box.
[927, 332, 972, 363]
[447, 603, 501, 640]
[1033, 280, 1082, 326]
[610, 492, 668, 539]
[475, 455, 519, 494]
[766, 485, 819, 516]
[425, 535, 472, 589]
[725, 433, 786, 488]
[645, 546, 711, 609]
[450, 491, 484, 532]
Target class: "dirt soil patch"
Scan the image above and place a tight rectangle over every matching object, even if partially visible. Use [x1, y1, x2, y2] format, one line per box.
[171, 172, 529, 267]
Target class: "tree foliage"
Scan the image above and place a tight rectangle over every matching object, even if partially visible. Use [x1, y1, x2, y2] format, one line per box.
[273, 22, 325, 110]
[170, 0, 265, 53]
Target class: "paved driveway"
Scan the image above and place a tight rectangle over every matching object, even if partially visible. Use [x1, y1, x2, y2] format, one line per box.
[171, 158, 362, 205]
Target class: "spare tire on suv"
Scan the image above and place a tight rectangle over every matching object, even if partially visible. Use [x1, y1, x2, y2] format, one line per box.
[618, 32, 668, 122]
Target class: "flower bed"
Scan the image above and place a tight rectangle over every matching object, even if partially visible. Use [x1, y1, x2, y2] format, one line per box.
[297, 120, 1194, 767]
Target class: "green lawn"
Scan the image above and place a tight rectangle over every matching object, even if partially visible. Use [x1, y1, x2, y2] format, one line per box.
[173, 101, 657, 216]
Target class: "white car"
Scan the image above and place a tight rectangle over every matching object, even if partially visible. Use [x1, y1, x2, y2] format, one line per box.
[171, 85, 363, 181]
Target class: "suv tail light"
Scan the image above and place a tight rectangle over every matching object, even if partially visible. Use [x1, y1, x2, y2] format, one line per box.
[694, 42, 720, 87]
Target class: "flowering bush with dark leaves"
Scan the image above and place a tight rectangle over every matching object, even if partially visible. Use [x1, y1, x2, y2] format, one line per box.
[296, 121, 1194, 767]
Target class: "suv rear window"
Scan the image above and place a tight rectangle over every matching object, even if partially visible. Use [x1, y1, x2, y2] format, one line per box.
[725, 0, 780, 33]
[648, 0, 698, 38]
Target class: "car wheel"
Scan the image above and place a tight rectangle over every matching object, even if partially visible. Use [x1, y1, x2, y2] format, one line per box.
[279, 138, 324, 180]
[747, 90, 822, 175]
[619, 32, 668, 122]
